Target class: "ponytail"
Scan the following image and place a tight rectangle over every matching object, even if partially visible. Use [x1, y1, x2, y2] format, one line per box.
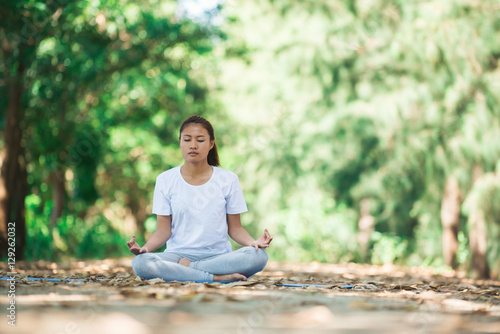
[207, 142, 220, 167]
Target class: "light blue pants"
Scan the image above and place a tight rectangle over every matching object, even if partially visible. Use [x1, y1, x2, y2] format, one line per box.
[131, 246, 269, 282]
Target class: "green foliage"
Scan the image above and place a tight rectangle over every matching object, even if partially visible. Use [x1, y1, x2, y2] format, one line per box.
[217, 0, 500, 274]
[25, 194, 130, 260]
[1, 0, 220, 260]
[25, 195, 52, 260]
[262, 203, 358, 263]
[370, 232, 408, 265]
[75, 215, 129, 259]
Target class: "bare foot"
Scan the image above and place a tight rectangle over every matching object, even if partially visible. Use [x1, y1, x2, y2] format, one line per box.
[178, 257, 191, 267]
[213, 273, 247, 282]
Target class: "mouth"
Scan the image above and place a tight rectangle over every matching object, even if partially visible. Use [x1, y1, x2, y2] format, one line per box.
[188, 152, 199, 156]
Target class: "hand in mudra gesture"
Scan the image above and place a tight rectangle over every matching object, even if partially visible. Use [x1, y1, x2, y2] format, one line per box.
[250, 229, 273, 251]
[127, 235, 148, 255]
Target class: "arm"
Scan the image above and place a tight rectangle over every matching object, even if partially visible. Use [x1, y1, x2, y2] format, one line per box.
[127, 215, 172, 254]
[143, 215, 172, 252]
[227, 214, 273, 250]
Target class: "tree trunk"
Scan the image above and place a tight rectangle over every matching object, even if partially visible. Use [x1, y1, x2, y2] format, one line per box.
[469, 208, 490, 279]
[357, 198, 374, 262]
[440, 176, 460, 269]
[0, 38, 28, 259]
[128, 195, 147, 240]
[468, 165, 490, 279]
[49, 170, 66, 230]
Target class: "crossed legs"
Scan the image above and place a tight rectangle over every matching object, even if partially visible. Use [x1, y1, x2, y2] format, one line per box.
[131, 247, 268, 282]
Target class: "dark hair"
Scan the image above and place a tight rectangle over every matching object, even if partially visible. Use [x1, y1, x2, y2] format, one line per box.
[179, 115, 220, 167]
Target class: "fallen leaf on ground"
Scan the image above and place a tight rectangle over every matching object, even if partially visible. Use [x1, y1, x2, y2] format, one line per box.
[147, 278, 167, 285]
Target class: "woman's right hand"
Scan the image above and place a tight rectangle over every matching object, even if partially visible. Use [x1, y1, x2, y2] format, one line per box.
[127, 235, 148, 255]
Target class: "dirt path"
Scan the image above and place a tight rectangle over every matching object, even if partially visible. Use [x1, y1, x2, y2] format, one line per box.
[1, 259, 499, 333]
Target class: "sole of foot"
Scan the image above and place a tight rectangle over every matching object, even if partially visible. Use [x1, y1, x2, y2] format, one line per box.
[213, 273, 247, 282]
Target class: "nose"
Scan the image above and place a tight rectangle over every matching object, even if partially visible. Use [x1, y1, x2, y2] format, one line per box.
[190, 140, 197, 149]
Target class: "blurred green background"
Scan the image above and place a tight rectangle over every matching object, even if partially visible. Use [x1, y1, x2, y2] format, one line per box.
[1, 0, 499, 278]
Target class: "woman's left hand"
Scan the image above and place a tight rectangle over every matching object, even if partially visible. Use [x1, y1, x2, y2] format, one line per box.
[250, 229, 273, 250]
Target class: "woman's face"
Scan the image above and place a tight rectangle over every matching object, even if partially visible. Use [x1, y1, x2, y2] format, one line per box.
[180, 123, 214, 165]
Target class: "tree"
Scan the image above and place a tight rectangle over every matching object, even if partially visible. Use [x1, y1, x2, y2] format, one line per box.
[217, 0, 500, 275]
[0, 0, 220, 259]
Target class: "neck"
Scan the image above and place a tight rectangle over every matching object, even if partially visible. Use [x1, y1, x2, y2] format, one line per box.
[181, 161, 212, 176]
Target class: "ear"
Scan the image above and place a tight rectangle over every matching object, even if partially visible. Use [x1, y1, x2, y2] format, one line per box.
[210, 140, 215, 150]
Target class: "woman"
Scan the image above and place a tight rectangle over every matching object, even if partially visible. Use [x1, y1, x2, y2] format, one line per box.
[128, 115, 273, 282]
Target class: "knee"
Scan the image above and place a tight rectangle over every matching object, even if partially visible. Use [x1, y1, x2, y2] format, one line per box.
[131, 254, 145, 274]
[256, 248, 269, 269]
[131, 253, 155, 279]
[242, 246, 269, 269]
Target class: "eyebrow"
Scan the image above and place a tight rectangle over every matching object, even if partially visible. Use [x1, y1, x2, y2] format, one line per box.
[182, 134, 206, 138]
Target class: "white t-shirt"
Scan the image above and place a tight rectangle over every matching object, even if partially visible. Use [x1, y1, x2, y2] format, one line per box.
[152, 166, 248, 255]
